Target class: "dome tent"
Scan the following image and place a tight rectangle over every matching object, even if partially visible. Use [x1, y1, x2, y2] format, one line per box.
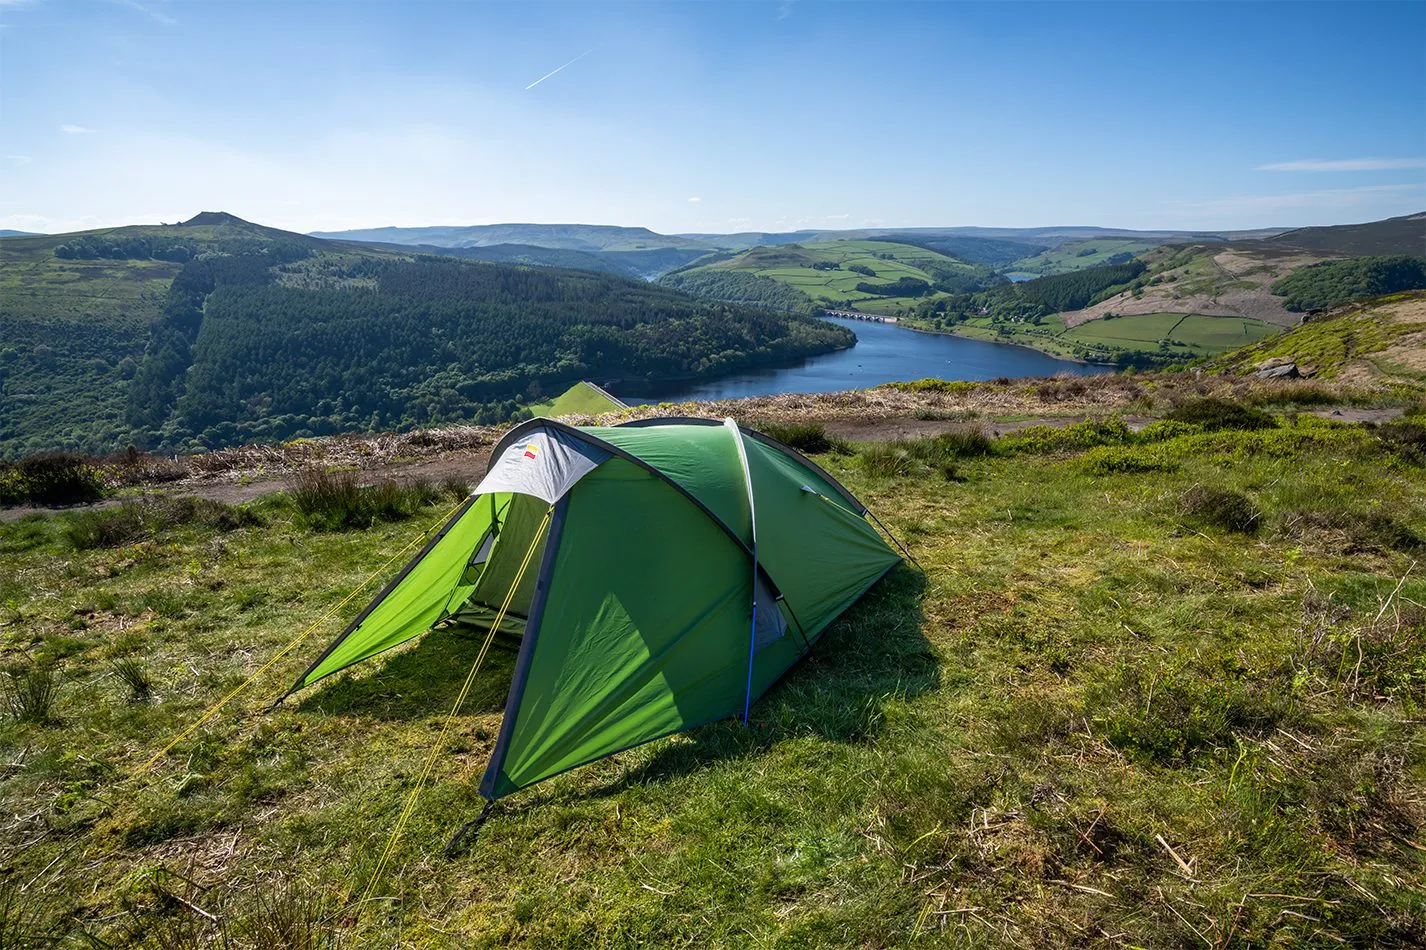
[282, 417, 902, 801]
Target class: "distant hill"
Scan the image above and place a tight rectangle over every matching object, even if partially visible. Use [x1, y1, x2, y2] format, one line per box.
[1249, 212, 1426, 257]
[309, 222, 1292, 280]
[0, 213, 848, 458]
[310, 222, 714, 253]
[0, 229, 39, 238]
[396, 242, 710, 281]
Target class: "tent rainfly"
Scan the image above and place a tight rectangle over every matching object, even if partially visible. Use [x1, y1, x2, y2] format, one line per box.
[281, 417, 902, 801]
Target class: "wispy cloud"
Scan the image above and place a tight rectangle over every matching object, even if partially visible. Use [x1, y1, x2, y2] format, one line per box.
[777, 1, 796, 21]
[524, 49, 594, 91]
[1170, 183, 1424, 217]
[1256, 157, 1426, 173]
[60, 124, 96, 134]
[3, 154, 31, 163]
[108, 0, 177, 26]
[687, 196, 701, 203]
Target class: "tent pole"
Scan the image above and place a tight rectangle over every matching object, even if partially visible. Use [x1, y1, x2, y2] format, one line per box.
[725, 419, 760, 726]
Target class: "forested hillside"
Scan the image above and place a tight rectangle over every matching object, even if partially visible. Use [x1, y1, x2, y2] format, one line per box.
[1270, 255, 1426, 311]
[0, 215, 848, 458]
[163, 257, 847, 446]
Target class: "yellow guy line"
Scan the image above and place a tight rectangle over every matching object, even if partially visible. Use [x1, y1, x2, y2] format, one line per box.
[134, 496, 468, 777]
[360, 506, 552, 908]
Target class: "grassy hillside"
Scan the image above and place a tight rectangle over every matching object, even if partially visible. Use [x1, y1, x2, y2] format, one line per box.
[0, 214, 847, 458]
[659, 240, 1000, 316]
[1209, 291, 1426, 384]
[527, 380, 626, 417]
[1004, 237, 1162, 277]
[1, 382, 1422, 945]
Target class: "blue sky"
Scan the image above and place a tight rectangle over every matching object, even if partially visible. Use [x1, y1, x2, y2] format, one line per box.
[1, 0, 1423, 235]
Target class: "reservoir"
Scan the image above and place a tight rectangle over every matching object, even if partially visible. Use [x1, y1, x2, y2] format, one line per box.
[615, 316, 1111, 405]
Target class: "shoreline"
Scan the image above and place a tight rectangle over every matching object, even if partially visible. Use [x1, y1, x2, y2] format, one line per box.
[833, 311, 1113, 367]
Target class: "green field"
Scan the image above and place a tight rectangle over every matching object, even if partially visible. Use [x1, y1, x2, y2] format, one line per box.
[1062, 313, 1279, 356]
[526, 381, 625, 417]
[1005, 238, 1160, 277]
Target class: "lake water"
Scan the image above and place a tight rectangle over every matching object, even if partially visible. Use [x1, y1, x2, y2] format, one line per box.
[614, 316, 1111, 405]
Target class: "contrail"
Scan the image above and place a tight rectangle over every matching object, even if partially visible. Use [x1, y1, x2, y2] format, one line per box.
[524, 49, 594, 90]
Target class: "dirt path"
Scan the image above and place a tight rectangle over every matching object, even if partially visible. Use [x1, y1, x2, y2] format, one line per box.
[2, 405, 1402, 524]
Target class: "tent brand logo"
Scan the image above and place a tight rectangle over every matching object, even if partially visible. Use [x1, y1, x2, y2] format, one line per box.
[522, 443, 540, 460]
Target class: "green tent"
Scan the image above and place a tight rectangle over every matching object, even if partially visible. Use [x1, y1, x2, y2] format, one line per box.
[284, 417, 901, 800]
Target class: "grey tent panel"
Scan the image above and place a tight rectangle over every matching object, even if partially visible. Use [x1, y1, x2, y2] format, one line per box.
[474, 424, 611, 504]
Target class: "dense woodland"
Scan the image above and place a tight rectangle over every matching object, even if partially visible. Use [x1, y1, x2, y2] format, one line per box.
[915, 260, 1148, 325]
[857, 276, 932, 297]
[1270, 255, 1426, 311]
[657, 269, 814, 312]
[130, 256, 848, 449]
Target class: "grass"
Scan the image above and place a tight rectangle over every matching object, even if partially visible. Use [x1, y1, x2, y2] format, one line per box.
[1059, 312, 1279, 359]
[526, 381, 624, 418]
[288, 470, 464, 531]
[0, 404, 1423, 945]
[3, 666, 58, 724]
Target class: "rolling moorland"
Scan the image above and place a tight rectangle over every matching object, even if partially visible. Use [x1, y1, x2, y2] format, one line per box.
[0, 213, 849, 460]
[661, 214, 1426, 368]
[0, 294, 1423, 946]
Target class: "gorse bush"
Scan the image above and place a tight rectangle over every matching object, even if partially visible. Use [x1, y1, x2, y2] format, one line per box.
[1181, 485, 1262, 534]
[1164, 397, 1276, 431]
[0, 453, 107, 506]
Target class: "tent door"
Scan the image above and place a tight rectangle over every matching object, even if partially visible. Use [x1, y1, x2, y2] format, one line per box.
[445, 492, 552, 642]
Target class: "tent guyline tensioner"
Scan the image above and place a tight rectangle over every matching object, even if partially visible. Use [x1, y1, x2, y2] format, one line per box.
[145, 417, 907, 867]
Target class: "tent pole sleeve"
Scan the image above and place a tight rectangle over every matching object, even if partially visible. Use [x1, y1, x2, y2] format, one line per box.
[478, 497, 569, 800]
[274, 495, 478, 706]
